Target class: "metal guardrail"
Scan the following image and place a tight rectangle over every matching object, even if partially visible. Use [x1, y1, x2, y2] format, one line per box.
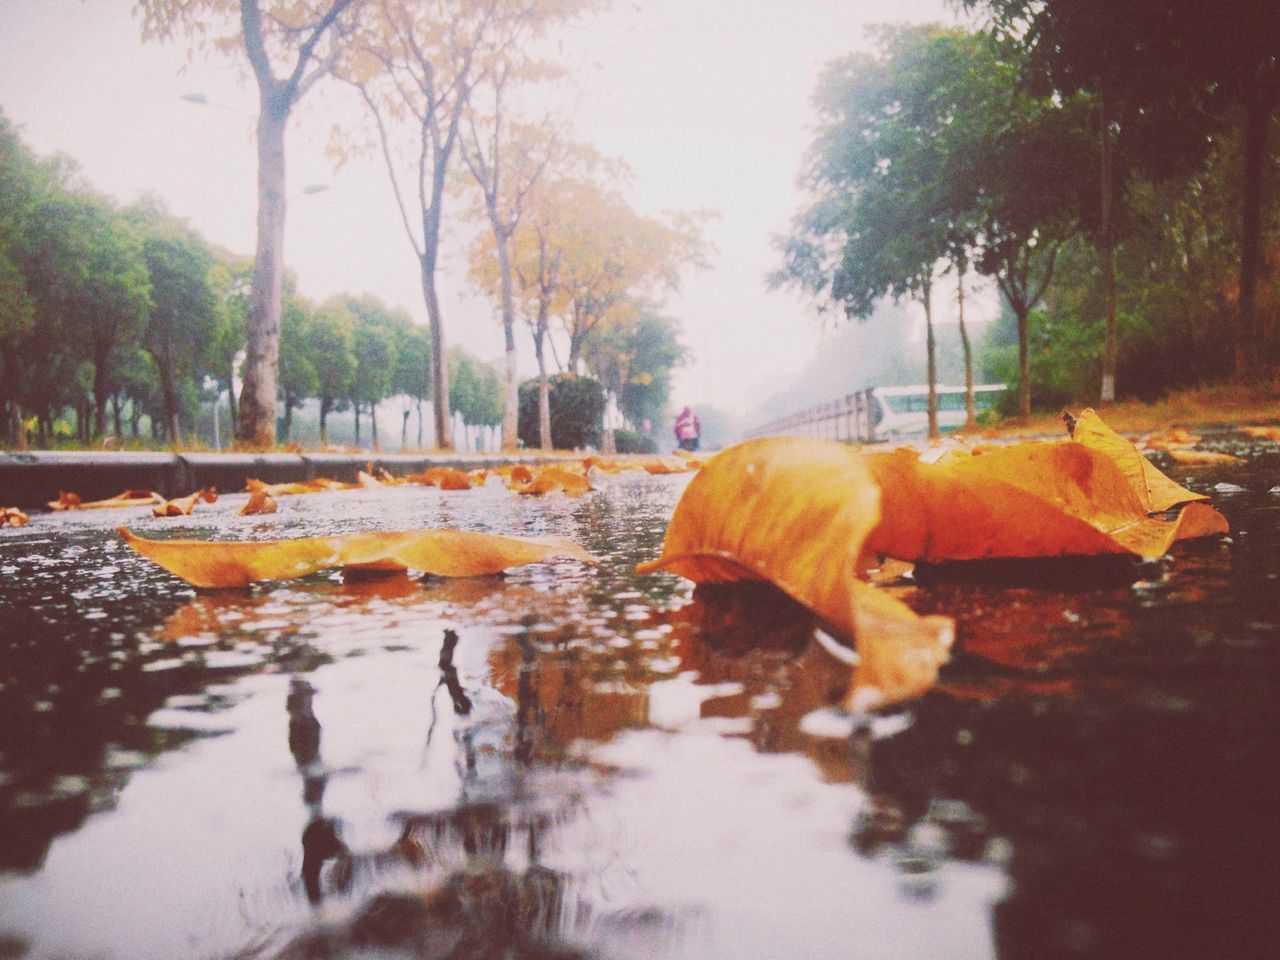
[745, 388, 878, 443]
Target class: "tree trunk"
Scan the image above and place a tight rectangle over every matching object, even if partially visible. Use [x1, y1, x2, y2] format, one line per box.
[160, 368, 180, 444]
[1236, 75, 1268, 380]
[535, 299, 552, 451]
[92, 342, 109, 441]
[320, 398, 330, 447]
[401, 408, 410, 450]
[1017, 304, 1031, 420]
[416, 400, 424, 448]
[225, 370, 238, 428]
[420, 253, 452, 450]
[354, 402, 362, 447]
[282, 400, 293, 443]
[112, 394, 123, 440]
[495, 226, 519, 451]
[923, 275, 938, 440]
[130, 402, 141, 439]
[958, 267, 975, 429]
[235, 104, 288, 449]
[371, 405, 379, 451]
[1099, 96, 1118, 404]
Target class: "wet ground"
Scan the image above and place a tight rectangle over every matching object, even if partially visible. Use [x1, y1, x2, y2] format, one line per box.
[0, 436, 1277, 960]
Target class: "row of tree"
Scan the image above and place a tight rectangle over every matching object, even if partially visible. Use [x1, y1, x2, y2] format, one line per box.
[0, 110, 491, 449]
[774, 0, 1279, 435]
[134, 0, 705, 452]
[0, 108, 688, 451]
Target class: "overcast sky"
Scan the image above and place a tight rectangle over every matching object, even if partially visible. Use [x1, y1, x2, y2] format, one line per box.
[0, 0, 970, 423]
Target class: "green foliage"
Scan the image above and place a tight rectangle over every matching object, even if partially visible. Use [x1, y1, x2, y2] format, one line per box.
[310, 300, 356, 417]
[448, 348, 502, 427]
[612, 428, 657, 454]
[582, 306, 686, 430]
[517, 373, 604, 450]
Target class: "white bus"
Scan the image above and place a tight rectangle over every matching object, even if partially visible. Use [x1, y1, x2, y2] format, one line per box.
[871, 383, 1008, 439]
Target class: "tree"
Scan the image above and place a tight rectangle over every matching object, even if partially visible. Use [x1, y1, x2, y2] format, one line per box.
[125, 197, 219, 443]
[309, 299, 356, 446]
[51, 190, 152, 440]
[343, 293, 402, 449]
[775, 25, 1087, 422]
[582, 305, 686, 449]
[391, 322, 431, 448]
[462, 117, 565, 450]
[448, 346, 502, 449]
[138, 0, 364, 448]
[207, 246, 252, 430]
[346, 0, 601, 451]
[963, 0, 1242, 394]
[278, 292, 320, 442]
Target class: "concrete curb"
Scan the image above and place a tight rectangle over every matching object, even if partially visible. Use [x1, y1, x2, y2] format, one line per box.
[0, 450, 573, 509]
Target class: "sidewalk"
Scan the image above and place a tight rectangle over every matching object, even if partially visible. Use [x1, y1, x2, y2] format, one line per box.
[0, 450, 569, 509]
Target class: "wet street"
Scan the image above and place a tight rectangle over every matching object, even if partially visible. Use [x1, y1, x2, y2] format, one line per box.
[0, 440, 1277, 960]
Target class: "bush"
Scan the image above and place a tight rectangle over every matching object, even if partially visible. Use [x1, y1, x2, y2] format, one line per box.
[517, 374, 605, 450]
[613, 428, 658, 454]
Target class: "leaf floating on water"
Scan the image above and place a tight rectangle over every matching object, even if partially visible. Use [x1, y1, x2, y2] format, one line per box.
[119, 526, 596, 589]
[238, 489, 278, 515]
[1163, 448, 1244, 466]
[152, 487, 218, 517]
[1, 507, 29, 527]
[636, 437, 954, 709]
[49, 489, 164, 511]
[1239, 425, 1280, 441]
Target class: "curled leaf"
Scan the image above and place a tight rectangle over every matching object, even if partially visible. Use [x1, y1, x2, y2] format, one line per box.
[1, 507, 30, 527]
[410, 466, 474, 490]
[637, 437, 954, 708]
[238, 489, 278, 515]
[862, 440, 1227, 562]
[153, 487, 218, 517]
[1066, 408, 1205, 511]
[516, 466, 592, 497]
[119, 525, 595, 589]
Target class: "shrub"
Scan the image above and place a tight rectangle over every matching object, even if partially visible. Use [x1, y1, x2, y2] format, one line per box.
[517, 374, 605, 450]
[613, 428, 658, 454]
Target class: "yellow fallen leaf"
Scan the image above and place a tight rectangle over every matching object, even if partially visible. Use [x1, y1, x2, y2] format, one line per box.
[862, 440, 1227, 562]
[636, 437, 954, 709]
[409, 466, 473, 490]
[1066, 408, 1205, 511]
[152, 487, 218, 517]
[1, 507, 29, 527]
[238, 489, 277, 515]
[246, 477, 355, 497]
[119, 526, 595, 589]
[49, 489, 164, 511]
[516, 466, 593, 497]
[1239, 425, 1280, 441]
[1163, 448, 1244, 466]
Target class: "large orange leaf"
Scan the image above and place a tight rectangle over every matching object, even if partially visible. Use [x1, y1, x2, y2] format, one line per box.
[636, 437, 955, 709]
[1066, 408, 1206, 511]
[862, 439, 1227, 563]
[119, 526, 595, 589]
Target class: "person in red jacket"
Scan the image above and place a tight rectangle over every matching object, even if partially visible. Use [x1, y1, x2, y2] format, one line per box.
[673, 405, 701, 452]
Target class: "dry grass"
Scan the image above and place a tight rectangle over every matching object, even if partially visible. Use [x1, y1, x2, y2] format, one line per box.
[979, 384, 1280, 439]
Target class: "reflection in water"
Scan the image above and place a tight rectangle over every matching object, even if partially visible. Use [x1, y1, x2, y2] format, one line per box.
[288, 678, 350, 905]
